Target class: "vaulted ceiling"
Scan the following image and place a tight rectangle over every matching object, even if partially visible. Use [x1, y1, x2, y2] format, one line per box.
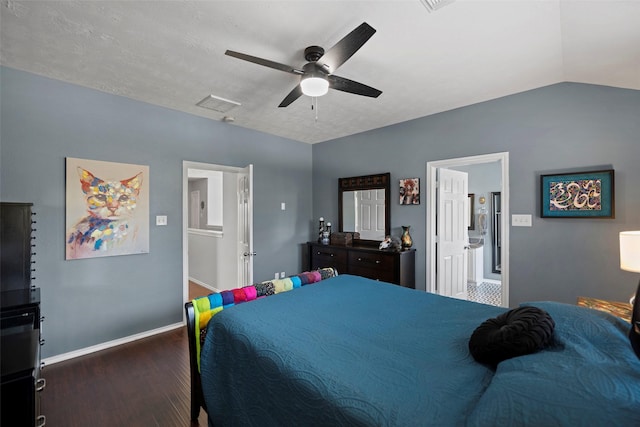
[1, 1, 639, 143]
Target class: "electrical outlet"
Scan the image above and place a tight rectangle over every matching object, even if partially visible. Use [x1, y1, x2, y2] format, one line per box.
[156, 215, 167, 226]
[512, 214, 532, 227]
[280, 271, 286, 279]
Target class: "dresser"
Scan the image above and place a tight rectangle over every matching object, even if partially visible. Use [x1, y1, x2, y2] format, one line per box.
[1, 202, 45, 426]
[307, 242, 415, 289]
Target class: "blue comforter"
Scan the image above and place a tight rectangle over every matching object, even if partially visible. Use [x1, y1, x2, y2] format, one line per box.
[200, 274, 640, 426]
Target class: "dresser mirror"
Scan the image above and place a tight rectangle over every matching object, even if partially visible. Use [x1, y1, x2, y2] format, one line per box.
[338, 173, 391, 242]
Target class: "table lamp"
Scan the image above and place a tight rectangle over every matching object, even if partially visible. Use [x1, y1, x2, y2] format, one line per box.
[620, 231, 640, 305]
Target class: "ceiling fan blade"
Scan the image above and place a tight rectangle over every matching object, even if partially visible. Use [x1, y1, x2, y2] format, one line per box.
[278, 85, 304, 107]
[225, 50, 303, 75]
[328, 75, 382, 98]
[318, 22, 376, 73]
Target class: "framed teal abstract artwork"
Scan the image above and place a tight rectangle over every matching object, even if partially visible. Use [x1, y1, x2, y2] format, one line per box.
[540, 169, 614, 218]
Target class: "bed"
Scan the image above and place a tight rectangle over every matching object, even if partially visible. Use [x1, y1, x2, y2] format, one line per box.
[186, 273, 640, 426]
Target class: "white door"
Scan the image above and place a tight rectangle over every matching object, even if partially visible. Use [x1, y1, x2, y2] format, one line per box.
[189, 190, 200, 228]
[437, 168, 469, 300]
[238, 164, 254, 286]
[357, 189, 386, 240]
[426, 153, 509, 307]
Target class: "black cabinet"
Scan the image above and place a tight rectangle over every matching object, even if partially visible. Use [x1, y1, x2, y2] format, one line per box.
[307, 242, 416, 289]
[1, 202, 44, 426]
[1, 202, 36, 292]
[2, 288, 44, 427]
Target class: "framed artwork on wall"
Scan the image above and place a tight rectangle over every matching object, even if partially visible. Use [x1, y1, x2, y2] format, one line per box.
[65, 157, 150, 260]
[399, 178, 420, 205]
[540, 169, 614, 218]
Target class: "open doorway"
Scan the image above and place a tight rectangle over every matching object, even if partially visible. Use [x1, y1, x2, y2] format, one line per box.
[182, 161, 253, 305]
[426, 152, 509, 307]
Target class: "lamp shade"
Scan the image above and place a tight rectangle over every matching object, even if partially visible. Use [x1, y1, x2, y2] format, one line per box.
[620, 231, 640, 273]
[300, 76, 329, 97]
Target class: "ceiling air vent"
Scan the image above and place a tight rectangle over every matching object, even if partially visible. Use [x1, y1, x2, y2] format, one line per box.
[196, 94, 241, 113]
[419, 0, 455, 12]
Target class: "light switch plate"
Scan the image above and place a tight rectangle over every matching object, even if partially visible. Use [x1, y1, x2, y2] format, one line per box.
[512, 214, 532, 227]
[156, 215, 167, 226]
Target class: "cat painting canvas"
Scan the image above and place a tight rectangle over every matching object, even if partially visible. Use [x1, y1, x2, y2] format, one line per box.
[66, 158, 149, 260]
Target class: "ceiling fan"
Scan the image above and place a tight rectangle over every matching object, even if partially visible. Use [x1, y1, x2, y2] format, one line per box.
[225, 22, 382, 108]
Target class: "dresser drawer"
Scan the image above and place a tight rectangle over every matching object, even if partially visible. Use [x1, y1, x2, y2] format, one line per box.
[310, 246, 347, 271]
[348, 251, 395, 283]
[348, 264, 395, 283]
[348, 251, 394, 270]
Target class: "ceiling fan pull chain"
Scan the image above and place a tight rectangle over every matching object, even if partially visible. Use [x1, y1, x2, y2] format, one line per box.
[314, 97, 319, 122]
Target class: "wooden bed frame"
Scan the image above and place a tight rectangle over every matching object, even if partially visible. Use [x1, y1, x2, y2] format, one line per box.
[184, 301, 207, 421]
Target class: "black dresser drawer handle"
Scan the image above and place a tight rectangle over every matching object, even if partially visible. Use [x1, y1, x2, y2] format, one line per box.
[356, 258, 381, 264]
[316, 251, 334, 257]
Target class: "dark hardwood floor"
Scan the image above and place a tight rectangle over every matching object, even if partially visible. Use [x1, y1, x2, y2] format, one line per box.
[189, 281, 213, 300]
[41, 284, 212, 426]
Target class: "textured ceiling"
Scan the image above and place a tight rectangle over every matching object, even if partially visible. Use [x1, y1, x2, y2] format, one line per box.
[1, 1, 639, 144]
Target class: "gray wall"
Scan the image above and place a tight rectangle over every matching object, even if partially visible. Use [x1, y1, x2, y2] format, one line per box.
[3, 66, 639, 359]
[0, 67, 313, 358]
[313, 83, 640, 306]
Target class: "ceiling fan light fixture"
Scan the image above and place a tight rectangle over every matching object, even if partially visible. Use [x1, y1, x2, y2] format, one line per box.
[300, 76, 329, 97]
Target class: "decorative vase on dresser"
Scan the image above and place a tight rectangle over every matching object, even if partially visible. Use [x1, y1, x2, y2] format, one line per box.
[307, 242, 415, 289]
[401, 226, 413, 249]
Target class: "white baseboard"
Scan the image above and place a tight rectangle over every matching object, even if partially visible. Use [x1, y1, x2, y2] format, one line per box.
[42, 322, 183, 366]
[481, 278, 502, 285]
[189, 277, 220, 293]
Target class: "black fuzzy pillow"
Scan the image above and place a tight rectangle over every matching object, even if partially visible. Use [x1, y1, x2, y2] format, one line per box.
[630, 283, 640, 359]
[469, 306, 555, 366]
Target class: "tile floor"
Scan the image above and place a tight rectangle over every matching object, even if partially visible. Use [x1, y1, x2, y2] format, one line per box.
[468, 281, 502, 306]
